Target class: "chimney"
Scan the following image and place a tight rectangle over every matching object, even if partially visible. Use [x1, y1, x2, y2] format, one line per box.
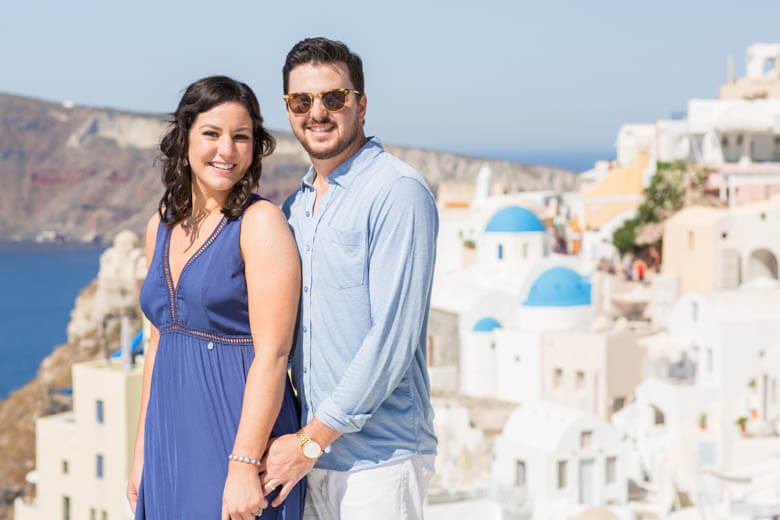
[120, 313, 133, 370]
[727, 54, 734, 84]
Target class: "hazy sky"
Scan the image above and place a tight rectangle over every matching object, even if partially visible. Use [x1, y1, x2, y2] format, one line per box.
[3, 1, 780, 164]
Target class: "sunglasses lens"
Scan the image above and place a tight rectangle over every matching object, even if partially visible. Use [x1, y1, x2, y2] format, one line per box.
[288, 94, 312, 114]
[322, 90, 348, 111]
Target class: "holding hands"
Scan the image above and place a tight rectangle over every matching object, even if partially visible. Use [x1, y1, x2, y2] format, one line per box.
[221, 461, 268, 520]
[260, 434, 317, 508]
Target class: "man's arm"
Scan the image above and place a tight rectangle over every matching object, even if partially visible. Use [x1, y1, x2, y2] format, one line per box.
[314, 176, 437, 432]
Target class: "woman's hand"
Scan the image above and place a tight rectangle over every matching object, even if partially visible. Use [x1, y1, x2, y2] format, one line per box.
[221, 462, 268, 520]
[126, 458, 143, 514]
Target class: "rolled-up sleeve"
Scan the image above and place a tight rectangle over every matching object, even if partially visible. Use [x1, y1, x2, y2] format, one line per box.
[315, 176, 438, 432]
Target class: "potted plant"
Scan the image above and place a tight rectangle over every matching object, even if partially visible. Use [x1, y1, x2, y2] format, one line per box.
[735, 416, 748, 434]
[698, 413, 707, 430]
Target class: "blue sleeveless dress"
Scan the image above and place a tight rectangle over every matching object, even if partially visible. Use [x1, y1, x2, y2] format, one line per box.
[137, 202, 304, 519]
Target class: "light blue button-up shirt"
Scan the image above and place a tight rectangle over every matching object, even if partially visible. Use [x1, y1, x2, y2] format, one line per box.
[282, 137, 438, 471]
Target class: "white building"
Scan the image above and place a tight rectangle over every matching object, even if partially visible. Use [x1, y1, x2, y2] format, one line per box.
[668, 286, 780, 393]
[451, 260, 595, 403]
[608, 44, 780, 209]
[15, 357, 143, 520]
[429, 188, 649, 419]
[662, 199, 780, 293]
[493, 402, 627, 519]
[542, 328, 644, 419]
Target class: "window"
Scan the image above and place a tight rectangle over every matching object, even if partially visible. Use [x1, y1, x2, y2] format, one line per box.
[96, 399, 104, 424]
[575, 371, 585, 390]
[62, 460, 68, 475]
[96, 454, 104, 479]
[515, 460, 526, 486]
[736, 134, 743, 147]
[102, 511, 108, 520]
[557, 460, 567, 489]
[698, 442, 717, 468]
[613, 397, 625, 413]
[605, 457, 617, 484]
[90, 508, 96, 520]
[554, 368, 563, 388]
[653, 406, 665, 425]
[721, 135, 728, 149]
[580, 430, 592, 449]
[775, 137, 780, 158]
[63, 496, 71, 520]
[497, 244, 504, 260]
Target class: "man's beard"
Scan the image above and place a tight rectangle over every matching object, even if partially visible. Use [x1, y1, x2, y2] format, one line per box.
[300, 115, 362, 161]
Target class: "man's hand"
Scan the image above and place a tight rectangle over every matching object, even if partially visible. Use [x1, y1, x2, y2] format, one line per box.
[261, 434, 316, 507]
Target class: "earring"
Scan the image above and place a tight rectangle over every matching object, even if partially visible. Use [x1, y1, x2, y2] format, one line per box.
[182, 158, 189, 167]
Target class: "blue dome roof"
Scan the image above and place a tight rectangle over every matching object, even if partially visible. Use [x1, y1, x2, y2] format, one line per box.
[523, 267, 591, 307]
[485, 206, 544, 233]
[473, 317, 502, 332]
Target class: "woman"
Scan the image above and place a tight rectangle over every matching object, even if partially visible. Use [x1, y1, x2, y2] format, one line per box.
[127, 76, 303, 519]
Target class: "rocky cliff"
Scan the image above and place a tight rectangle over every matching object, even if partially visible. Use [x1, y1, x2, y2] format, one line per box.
[0, 232, 146, 520]
[0, 92, 578, 242]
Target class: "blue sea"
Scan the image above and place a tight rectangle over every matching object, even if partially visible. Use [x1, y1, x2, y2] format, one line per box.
[0, 244, 104, 398]
[472, 149, 615, 173]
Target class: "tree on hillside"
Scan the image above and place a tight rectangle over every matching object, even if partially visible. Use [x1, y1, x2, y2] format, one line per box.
[612, 161, 686, 255]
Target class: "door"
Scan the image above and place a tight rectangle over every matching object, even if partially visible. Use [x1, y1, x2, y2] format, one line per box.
[579, 459, 595, 505]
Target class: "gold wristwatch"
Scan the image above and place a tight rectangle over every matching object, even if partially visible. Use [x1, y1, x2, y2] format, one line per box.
[296, 428, 323, 459]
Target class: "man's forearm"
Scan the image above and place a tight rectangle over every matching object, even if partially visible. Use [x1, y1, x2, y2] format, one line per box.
[304, 416, 343, 449]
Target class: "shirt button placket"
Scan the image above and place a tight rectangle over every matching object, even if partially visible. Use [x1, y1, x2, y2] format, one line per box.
[305, 218, 314, 410]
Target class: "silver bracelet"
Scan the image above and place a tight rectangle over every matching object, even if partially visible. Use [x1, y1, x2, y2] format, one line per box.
[228, 453, 262, 467]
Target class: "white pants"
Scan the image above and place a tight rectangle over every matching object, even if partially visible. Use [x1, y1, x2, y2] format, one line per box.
[303, 455, 435, 520]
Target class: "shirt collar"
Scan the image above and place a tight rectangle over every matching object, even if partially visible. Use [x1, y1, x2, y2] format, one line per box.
[301, 137, 383, 190]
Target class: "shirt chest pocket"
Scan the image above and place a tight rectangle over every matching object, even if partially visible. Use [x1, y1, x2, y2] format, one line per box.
[317, 227, 366, 289]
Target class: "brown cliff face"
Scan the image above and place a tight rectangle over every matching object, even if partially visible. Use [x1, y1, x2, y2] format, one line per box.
[0, 92, 578, 242]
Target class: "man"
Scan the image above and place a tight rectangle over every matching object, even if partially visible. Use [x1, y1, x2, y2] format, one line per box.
[262, 37, 438, 519]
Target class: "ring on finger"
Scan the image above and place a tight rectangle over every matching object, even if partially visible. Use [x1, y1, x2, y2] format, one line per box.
[254, 508, 264, 516]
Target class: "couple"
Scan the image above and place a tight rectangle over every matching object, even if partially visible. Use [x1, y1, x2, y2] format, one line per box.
[127, 37, 438, 520]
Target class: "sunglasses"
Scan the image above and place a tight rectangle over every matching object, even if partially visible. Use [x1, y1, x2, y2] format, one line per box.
[282, 88, 361, 115]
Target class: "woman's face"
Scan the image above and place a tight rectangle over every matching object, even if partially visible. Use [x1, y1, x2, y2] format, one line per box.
[187, 101, 254, 198]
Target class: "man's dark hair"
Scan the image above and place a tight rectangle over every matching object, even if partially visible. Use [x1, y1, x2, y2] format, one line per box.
[283, 37, 364, 95]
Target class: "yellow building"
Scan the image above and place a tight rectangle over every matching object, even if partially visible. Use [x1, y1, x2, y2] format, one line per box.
[581, 151, 649, 230]
[15, 358, 143, 520]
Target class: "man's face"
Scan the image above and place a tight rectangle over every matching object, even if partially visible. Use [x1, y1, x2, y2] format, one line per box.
[286, 61, 366, 162]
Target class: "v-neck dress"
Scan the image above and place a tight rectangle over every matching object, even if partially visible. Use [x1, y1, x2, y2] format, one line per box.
[136, 204, 304, 519]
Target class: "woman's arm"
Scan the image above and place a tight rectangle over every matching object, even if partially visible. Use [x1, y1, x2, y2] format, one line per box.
[221, 201, 301, 520]
[126, 214, 162, 513]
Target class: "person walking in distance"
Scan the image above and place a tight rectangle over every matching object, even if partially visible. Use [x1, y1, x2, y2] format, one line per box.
[261, 37, 438, 520]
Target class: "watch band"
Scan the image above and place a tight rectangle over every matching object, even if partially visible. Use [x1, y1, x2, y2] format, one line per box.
[296, 428, 323, 459]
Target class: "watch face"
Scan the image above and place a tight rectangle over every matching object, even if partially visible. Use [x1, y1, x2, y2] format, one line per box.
[303, 440, 322, 459]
